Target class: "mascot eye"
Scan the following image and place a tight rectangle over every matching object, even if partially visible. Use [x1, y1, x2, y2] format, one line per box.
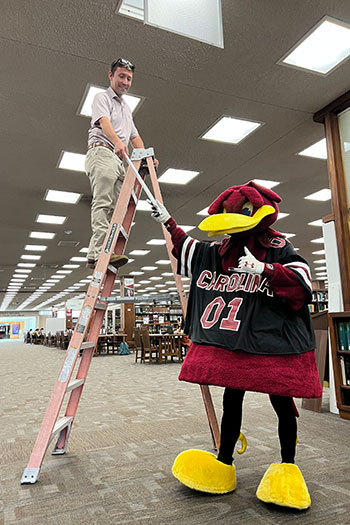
[242, 201, 254, 216]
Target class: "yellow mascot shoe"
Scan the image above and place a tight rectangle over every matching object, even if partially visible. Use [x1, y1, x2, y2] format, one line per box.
[256, 463, 311, 510]
[172, 449, 236, 494]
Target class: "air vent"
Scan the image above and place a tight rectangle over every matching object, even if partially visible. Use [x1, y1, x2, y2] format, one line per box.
[57, 241, 80, 247]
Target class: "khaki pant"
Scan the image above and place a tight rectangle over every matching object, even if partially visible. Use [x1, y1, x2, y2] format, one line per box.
[85, 147, 125, 261]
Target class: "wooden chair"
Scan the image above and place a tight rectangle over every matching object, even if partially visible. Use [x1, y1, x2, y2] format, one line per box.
[134, 327, 143, 363]
[140, 327, 159, 364]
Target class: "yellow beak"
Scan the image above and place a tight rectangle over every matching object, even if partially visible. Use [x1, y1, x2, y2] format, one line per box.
[198, 205, 276, 237]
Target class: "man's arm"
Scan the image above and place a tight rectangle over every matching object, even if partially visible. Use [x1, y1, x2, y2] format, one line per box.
[99, 116, 129, 159]
[130, 135, 145, 149]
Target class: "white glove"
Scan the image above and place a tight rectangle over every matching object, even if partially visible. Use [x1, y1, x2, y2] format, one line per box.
[235, 247, 264, 274]
[148, 199, 171, 224]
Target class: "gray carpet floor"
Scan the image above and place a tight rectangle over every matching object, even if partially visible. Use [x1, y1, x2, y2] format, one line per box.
[1, 341, 349, 524]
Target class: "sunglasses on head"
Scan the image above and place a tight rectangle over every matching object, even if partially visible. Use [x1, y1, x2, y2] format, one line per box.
[111, 58, 135, 72]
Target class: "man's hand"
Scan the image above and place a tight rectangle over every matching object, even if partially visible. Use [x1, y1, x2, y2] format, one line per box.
[235, 247, 264, 274]
[114, 139, 129, 160]
[148, 199, 170, 224]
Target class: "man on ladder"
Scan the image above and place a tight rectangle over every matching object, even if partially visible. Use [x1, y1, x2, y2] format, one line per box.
[85, 57, 158, 269]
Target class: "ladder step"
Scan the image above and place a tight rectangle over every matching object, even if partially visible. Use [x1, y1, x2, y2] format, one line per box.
[95, 301, 107, 310]
[52, 416, 73, 437]
[66, 379, 84, 393]
[81, 341, 95, 350]
[107, 264, 117, 274]
[120, 225, 128, 239]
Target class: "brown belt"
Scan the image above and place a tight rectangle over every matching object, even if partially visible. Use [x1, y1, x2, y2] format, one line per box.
[88, 142, 115, 153]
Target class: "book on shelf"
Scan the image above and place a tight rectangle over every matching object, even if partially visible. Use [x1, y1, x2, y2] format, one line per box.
[339, 356, 350, 386]
[337, 322, 349, 351]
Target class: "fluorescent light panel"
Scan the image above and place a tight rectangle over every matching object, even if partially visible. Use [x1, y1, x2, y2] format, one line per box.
[129, 250, 150, 255]
[298, 138, 327, 159]
[21, 255, 41, 260]
[36, 214, 66, 225]
[158, 168, 200, 185]
[251, 179, 280, 189]
[281, 18, 350, 74]
[24, 245, 47, 251]
[146, 239, 166, 245]
[197, 207, 209, 216]
[305, 189, 331, 201]
[30, 231, 55, 239]
[45, 189, 82, 204]
[202, 116, 261, 144]
[58, 151, 86, 172]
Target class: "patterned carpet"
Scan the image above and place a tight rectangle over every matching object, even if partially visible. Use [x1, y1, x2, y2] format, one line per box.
[1, 342, 349, 524]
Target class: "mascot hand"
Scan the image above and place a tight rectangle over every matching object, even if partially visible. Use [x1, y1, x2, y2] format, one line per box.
[148, 199, 171, 224]
[236, 247, 264, 274]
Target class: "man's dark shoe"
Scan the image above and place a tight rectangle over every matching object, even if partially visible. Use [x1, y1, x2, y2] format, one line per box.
[110, 254, 128, 268]
[86, 259, 96, 269]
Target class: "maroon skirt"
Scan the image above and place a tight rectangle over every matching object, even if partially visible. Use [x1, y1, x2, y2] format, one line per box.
[179, 344, 322, 398]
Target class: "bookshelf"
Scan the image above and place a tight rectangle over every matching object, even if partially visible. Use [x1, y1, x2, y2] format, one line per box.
[328, 312, 350, 420]
[309, 290, 328, 314]
[135, 305, 183, 333]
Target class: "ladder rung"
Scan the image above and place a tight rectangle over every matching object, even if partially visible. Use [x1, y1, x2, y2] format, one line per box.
[66, 379, 84, 393]
[52, 416, 73, 437]
[81, 342, 95, 350]
[107, 264, 117, 274]
[120, 225, 128, 239]
[95, 301, 107, 310]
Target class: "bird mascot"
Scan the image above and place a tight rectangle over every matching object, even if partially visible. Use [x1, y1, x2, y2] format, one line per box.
[149, 181, 321, 510]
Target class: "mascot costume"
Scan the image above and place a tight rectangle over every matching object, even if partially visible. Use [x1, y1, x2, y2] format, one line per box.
[150, 181, 321, 510]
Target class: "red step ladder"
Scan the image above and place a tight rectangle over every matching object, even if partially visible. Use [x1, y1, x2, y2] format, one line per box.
[21, 148, 220, 484]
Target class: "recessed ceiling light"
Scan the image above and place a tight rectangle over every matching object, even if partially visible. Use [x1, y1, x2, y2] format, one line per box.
[136, 200, 152, 211]
[281, 233, 295, 239]
[158, 168, 200, 185]
[161, 272, 173, 276]
[308, 219, 323, 227]
[178, 225, 195, 232]
[129, 250, 150, 256]
[312, 249, 326, 255]
[305, 189, 331, 201]
[141, 266, 157, 270]
[197, 207, 209, 216]
[139, 280, 151, 284]
[70, 257, 87, 262]
[17, 263, 36, 268]
[58, 151, 86, 172]
[280, 18, 350, 75]
[156, 260, 171, 265]
[149, 276, 162, 281]
[62, 264, 80, 268]
[79, 85, 142, 116]
[314, 266, 327, 271]
[15, 269, 32, 273]
[311, 237, 324, 243]
[129, 271, 144, 275]
[298, 138, 327, 159]
[21, 255, 41, 260]
[30, 231, 55, 239]
[314, 259, 327, 264]
[201, 116, 261, 144]
[317, 276, 328, 281]
[251, 179, 280, 189]
[36, 214, 66, 225]
[45, 189, 82, 204]
[127, 258, 135, 263]
[79, 247, 88, 253]
[24, 245, 47, 251]
[56, 270, 72, 274]
[146, 239, 166, 245]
